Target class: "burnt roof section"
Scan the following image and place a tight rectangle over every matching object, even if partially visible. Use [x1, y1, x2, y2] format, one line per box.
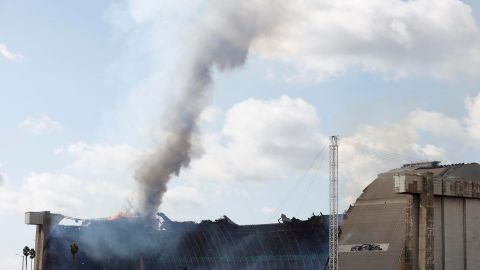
[355, 162, 480, 204]
[401, 161, 441, 169]
[45, 212, 330, 269]
[388, 161, 480, 181]
[388, 161, 442, 173]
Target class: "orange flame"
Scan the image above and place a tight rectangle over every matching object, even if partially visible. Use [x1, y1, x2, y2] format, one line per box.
[107, 211, 131, 221]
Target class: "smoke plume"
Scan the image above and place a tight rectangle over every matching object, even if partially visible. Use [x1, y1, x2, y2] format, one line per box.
[134, 0, 291, 218]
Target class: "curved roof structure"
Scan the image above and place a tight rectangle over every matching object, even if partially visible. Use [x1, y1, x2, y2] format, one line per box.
[339, 162, 480, 270]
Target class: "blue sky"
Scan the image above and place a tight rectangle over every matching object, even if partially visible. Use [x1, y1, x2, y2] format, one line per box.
[2, 0, 480, 268]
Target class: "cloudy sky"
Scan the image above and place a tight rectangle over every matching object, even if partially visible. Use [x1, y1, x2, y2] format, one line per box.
[2, 0, 480, 268]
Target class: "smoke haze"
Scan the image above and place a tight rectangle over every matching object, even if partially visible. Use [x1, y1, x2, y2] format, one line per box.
[134, 0, 292, 218]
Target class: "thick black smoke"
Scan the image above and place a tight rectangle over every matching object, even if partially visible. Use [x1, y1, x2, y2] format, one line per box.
[135, 0, 291, 218]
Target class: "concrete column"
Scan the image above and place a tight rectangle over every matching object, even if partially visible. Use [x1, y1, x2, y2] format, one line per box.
[140, 256, 145, 270]
[465, 199, 480, 269]
[405, 195, 419, 270]
[419, 173, 434, 270]
[25, 212, 63, 270]
[25, 211, 53, 270]
[36, 212, 51, 270]
[433, 197, 443, 270]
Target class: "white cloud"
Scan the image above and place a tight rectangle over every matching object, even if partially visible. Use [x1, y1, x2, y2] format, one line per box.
[163, 186, 205, 208]
[0, 163, 4, 186]
[188, 95, 327, 183]
[0, 43, 24, 61]
[406, 97, 480, 144]
[0, 164, 16, 213]
[340, 121, 449, 204]
[182, 94, 480, 209]
[20, 173, 85, 214]
[51, 141, 155, 214]
[0, 141, 151, 216]
[0, 170, 134, 217]
[19, 114, 62, 134]
[104, 0, 480, 144]
[252, 0, 480, 80]
[199, 106, 223, 125]
[106, 0, 199, 31]
[99, 1, 480, 218]
[414, 144, 447, 161]
[407, 108, 465, 138]
[254, 206, 276, 215]
[223, 95, 326, 170]
[60, 142, 146, 175]
[465, 92, 480, 140]
[6, 92, 480, 219]
[99, 0, 480, 217]
[0, 173, 82, 215]
[336, 103, 480, 204]
[0, 186, 19, 214]
[336, 94, 480, 205]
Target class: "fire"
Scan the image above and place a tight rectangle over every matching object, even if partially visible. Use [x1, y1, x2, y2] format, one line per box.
[107, 211, 131, 221]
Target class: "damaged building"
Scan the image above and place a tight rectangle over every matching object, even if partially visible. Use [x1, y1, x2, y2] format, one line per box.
[26, 211, 329, 270]
[26, 162, 480, 269]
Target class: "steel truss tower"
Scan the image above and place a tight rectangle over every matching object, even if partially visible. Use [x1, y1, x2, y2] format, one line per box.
[329, 135, 339, 270]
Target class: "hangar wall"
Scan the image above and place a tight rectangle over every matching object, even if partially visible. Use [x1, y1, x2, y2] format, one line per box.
[432, 197, 480, 270]
[442, 197, 464, 269]
[340, 163, 480, 270]
[465, 199, 480, 269]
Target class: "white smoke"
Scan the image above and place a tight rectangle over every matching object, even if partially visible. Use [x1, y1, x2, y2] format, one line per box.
[134, 0, 294, 218]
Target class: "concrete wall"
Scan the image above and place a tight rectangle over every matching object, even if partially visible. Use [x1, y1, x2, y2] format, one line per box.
[465, 199, 480, 269]
[346, 165, 480, 270]
[433, 197, 443, 270]
[425, 196, 480, 270]
[431, 197, 480, 270]
[395, 170, 480, 270]
[443, 197, 465, 269]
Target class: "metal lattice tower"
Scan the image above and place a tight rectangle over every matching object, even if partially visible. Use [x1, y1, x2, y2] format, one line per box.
[329, 135, 339, 270]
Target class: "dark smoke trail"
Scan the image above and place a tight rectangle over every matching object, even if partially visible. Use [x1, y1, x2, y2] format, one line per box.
[134, 0, 291, 218]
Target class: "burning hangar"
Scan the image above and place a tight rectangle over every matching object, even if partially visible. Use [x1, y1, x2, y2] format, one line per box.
[26, 211, 330, 270]
[26, 161, 480, 269]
